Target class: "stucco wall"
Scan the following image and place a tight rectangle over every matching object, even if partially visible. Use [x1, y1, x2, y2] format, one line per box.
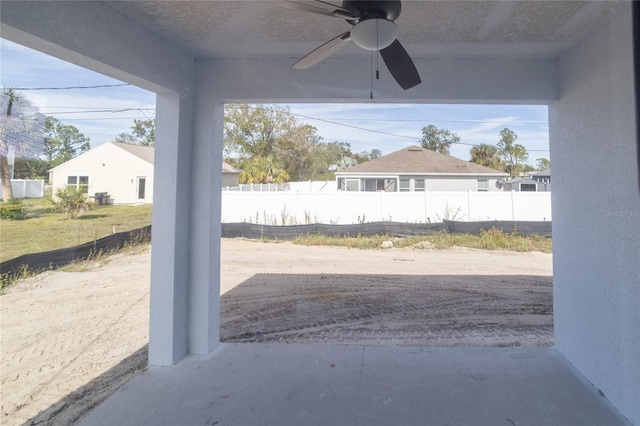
[549, 6, 640, 424]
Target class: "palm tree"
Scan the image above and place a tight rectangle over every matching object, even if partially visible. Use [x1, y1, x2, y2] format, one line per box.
[238, 155, 290, 184]
[470, 144, 502, 170]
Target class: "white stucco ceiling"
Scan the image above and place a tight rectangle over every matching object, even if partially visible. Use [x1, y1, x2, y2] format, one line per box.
[105, 0, 624, 60]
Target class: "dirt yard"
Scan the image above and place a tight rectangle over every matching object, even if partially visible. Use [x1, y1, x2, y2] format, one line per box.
[1, 239, 552, 425]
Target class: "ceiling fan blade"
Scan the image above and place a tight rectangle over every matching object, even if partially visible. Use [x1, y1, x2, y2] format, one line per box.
[379, 40, 421, 90]
[292, 31, 352, 69]
[283, 1, 356, 19]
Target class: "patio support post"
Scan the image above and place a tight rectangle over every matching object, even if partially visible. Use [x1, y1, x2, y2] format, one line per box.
[149, 91, 195, 365]
[187, 79, 223, 354]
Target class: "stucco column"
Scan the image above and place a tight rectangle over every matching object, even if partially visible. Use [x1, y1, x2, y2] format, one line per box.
[187, 69, 223, 354]
[149, 92, 195, 365]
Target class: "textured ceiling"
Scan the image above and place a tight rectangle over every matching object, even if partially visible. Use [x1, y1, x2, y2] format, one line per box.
[105, 0, 624, 59]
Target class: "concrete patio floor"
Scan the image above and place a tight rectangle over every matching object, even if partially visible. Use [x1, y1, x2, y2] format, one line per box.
[80, 343, 630, 426]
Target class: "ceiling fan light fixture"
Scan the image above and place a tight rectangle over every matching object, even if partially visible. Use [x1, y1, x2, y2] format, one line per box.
[350, 18, 398, 50]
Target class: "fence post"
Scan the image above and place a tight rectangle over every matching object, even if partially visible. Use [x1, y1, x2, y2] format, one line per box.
[467, 190, 472, 221]
[511, 190, 516, 221]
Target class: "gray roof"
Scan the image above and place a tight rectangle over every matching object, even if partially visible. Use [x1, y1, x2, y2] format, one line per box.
[338, 146, 506, 175]
[222, 163, 241, 174]
[530, 168, 551, 177]
[113, 142, 239, 173]
[112, 142, 154, 164]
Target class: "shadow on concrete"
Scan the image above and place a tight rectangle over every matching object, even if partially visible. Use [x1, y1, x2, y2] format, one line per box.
[221, 273, 553, 347]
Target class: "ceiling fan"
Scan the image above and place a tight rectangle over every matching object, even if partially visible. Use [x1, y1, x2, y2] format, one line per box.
[285, 0, 421, 90]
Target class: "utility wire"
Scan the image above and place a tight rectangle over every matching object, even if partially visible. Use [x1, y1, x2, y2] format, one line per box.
[249, 105, 550, 152]
[13, 83, 131, 91]
[40, 108, 155, 114]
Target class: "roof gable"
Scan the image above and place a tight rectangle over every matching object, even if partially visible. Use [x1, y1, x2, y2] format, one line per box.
[112, 142, 154, 164]
[338, 146, 506, 175]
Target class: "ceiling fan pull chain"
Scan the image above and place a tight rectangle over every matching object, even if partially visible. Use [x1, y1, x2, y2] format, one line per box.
[370, 50, 374, 99]
[376, 19, 380, 80]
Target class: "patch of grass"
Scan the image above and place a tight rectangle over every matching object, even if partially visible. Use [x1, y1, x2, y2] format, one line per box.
[292, 228, 552, 253]
[0, 264, 34, 292]
[0, 198, 152, 262]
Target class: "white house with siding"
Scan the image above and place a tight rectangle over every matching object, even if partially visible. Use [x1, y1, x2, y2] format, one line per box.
[49, 142, 154, 204]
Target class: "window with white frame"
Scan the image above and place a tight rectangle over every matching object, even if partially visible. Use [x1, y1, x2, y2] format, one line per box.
[67, 175, 89, 193]
[477, 179, 488, 192]
[415, 179, 426, 191]
[399, 179, 410, 192]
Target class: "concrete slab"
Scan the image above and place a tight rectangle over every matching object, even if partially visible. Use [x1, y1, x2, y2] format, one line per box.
[80, 344, 631, 426]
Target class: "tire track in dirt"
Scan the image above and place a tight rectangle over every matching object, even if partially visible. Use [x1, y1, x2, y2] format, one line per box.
[221, 273, 553, 347]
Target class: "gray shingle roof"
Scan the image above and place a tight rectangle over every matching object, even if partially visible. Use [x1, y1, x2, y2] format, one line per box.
[338, 145, 506, 175]
[112, 142, 154, 165]
[112, 142, 239, 173]
[222, 163, 241, 174]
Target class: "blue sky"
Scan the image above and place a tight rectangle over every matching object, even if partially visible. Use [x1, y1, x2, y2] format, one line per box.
[1, 38, 549, 164]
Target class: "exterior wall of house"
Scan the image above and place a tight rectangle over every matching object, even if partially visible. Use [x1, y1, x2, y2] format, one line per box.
[503, 179, 549, 192]
[550, 6, 639, 424]
[50, 143, 154, 204]
[222, 172, 239, 188]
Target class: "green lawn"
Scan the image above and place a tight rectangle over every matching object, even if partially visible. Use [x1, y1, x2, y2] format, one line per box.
[1, 198, 152, 262]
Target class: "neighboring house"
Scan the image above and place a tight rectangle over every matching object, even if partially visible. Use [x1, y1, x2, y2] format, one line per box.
[49, 142, 154, 204]
[530, 168, 551, 185]
[222, 163, 241, 187]
[335, 145, 508, 192]
[49, 142, 241, 204]
[503, 177, 550, 192]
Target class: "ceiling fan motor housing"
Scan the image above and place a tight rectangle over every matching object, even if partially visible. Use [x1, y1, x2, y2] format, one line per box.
[351, 19, 398, 50]
[342, 0, 402, 23]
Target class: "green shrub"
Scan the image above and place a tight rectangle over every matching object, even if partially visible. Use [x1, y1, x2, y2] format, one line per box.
[53, 186, 91, 218]
[0, 198, 27, 220]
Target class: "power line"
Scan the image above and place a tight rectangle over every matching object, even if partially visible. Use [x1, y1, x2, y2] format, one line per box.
[41, 108, 155, 114]
[307, 118, 548, 125]
[249, 105, 550, 152]
[53, 116, 153, 121]
[13, 83, 131, 91]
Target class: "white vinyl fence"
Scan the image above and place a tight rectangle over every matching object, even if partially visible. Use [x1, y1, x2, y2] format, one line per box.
[0, 179, 45, 200]
[221, 191, 552, 225]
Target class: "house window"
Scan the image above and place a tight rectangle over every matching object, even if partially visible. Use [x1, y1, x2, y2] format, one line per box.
[477, 179, 488, 192]
[520, 183, 537, 191]
[67, 175, 89, 193]
[399, 179, 410, 192]
[415, 179, 425, 191]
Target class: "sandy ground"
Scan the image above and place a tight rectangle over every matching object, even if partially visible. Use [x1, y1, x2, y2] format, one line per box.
[1, 239, 552, 425]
